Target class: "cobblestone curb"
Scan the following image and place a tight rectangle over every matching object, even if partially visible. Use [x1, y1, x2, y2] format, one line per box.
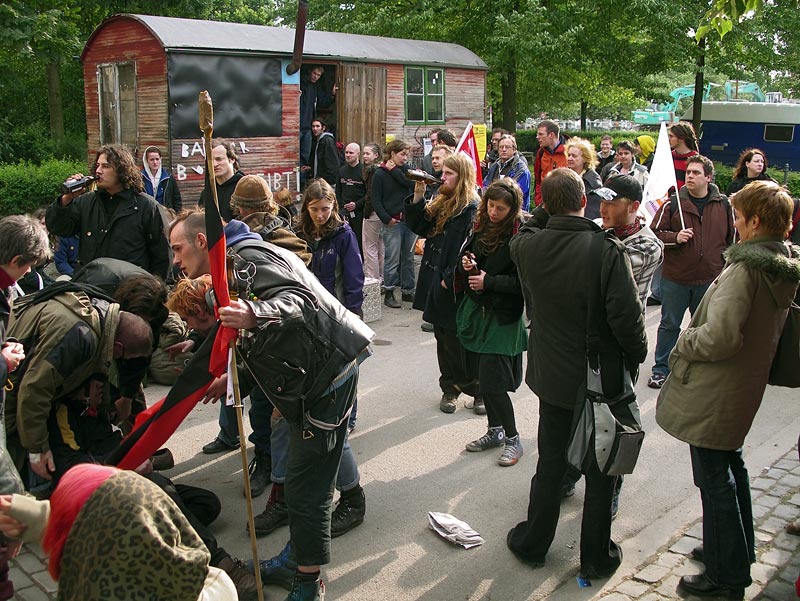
[597, 445, 800, 600]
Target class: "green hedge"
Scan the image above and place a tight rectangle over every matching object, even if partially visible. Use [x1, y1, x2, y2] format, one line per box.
[714, 164, 800, 198]
[0, 159, 87, 216]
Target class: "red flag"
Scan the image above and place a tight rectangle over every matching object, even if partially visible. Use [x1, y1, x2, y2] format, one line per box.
[455, 121, 483, 185]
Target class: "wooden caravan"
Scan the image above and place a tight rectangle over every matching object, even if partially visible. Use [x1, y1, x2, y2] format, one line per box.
[81, 14, 488, 201]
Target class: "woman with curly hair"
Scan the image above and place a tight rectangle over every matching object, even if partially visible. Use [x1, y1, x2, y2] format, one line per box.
[405, 152, 481, 414]
[565, 137, 603, 219]
[458, 178, 527, 466]
[726, 148, 776, 196]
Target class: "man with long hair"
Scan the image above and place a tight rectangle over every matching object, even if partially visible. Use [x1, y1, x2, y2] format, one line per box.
[405, 153, 482, 414]
[46, 144, 170, 278]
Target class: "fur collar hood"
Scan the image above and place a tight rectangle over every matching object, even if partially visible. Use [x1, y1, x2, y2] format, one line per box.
[724, 238, 800, 283]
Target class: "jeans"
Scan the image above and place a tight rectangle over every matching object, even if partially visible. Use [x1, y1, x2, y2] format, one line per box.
[652, 278, 710, 376]
[285, 372, 358, 566]
[381, 221, 417, 293]
[248, 385, 272, 453]
[271, 412, 359, 491]
[299, 129, 312, 166]
[218, 403, 239, 447]
[690, 446, 755, 588]
[649, 264, 662, 301]
[507, 401, 619, 573]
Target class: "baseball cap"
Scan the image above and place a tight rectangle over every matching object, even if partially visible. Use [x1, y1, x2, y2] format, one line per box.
[597, 175, 643, 203]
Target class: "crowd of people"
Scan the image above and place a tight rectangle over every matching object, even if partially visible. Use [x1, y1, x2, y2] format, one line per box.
[0, 113, 798, 601]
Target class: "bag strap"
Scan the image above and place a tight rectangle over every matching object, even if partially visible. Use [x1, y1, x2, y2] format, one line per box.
[586, 230, 609, 367]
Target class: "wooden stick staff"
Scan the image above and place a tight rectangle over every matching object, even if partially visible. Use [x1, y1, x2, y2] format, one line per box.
[199, 90, 265, 601]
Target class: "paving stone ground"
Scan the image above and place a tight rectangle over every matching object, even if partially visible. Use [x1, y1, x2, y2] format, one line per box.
[597, 444, 800, 601]
[9, 447, 800, 600]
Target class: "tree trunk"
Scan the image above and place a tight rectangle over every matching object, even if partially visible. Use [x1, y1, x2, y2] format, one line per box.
[501, 67, 516, 132]
[46, 61, 65, 144]
[580, 100, 588, 131]
[692, 38, 706, 137]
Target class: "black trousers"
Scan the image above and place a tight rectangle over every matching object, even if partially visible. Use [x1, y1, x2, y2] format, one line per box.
[507, 401, 620, 573]
[285, 372, 357, 567]
[434, 326, 478, 396]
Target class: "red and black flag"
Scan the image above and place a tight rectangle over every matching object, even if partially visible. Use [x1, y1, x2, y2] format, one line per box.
[110, 137, 238, 469]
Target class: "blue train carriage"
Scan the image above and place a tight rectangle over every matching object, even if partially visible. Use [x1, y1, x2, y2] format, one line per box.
[684, 101, 800, 170]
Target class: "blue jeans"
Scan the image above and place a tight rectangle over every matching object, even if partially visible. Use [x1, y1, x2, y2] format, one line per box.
[217, 388, 272, 452]
[381, 222, 417, 293]
[248, 385, 272, 453]
[299, 129, 312, 166]
[270, 411, 360, 492]
[690, 446, 754, 588]
[652, 278, 710, 376]
[649, 264, 662, 301]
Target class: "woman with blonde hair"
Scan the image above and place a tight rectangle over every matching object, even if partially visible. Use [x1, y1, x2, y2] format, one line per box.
[406, 152, 481, 414]
[565, 137, 603, 219]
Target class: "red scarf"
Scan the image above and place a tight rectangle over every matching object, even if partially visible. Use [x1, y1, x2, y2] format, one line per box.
[613, 220, 642, 240]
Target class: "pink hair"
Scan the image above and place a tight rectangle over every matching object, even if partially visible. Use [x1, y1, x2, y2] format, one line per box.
[42, 464, 118, 580]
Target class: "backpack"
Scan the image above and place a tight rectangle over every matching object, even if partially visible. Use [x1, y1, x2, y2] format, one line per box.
[335, 141, 345, 166]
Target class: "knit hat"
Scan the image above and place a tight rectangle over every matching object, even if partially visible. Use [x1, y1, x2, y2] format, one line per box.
[231, 175, 273, 210]
[597, 174, 643, 203]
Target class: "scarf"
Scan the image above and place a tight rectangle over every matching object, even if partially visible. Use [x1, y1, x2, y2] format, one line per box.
[613, 220, 643, 240]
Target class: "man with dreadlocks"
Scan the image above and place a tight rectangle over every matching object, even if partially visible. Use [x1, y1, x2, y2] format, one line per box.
[405, 153, 481, 414]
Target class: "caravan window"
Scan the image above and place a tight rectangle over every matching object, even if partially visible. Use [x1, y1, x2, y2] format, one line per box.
[405, 67, 445, 125]
[97, 62, 138, 148]
[764, 124, 794, 143]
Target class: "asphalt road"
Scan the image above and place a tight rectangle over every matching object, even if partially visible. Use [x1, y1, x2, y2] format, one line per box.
[150, 301, 800, 601]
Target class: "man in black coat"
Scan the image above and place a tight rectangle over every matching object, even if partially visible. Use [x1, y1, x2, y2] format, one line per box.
[306, 118, 340, 186]
[508, 168, 647, 579]
[46, 144, 170, 279]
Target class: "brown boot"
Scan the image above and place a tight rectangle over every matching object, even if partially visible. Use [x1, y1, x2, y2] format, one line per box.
[217, 556, 259, 601]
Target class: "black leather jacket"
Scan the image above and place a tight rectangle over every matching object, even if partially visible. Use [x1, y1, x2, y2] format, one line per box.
[230, 239, 374, 423]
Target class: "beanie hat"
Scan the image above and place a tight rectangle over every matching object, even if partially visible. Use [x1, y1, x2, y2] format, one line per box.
[231, 175, 273, 210]
[598, 174, 643, 203]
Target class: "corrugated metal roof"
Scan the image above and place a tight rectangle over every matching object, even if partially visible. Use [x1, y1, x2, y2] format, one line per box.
[91, 14, 487, 70]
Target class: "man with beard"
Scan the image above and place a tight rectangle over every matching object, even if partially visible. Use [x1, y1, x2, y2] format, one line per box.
[46, 144, 170, 279]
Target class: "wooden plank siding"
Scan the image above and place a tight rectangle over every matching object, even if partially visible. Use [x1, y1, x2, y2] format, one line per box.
[382, 64, 486, 163]
[82, 19, 168, 166]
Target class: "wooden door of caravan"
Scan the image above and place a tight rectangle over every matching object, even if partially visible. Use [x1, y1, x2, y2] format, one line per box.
[338, 65, 386, 149]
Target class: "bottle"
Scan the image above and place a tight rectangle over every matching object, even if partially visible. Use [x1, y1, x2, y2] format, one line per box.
[60, 176, 96, 195]
[405, 169, 441, 185]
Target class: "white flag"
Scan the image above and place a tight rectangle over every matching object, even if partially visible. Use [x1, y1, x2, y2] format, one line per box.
[640, 122, 677, 227]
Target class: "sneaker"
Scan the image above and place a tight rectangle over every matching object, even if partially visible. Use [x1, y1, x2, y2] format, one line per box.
[439, 392, 458, 414]
[251, 484, 288, 537]
[647, 373, 666, 389]
[421, 321, 434, 332]
[202, 436, 238, 454]
[217, 556, 259, 601]
[498, 435, 523, 466]
[244, 449, 271, 498]
[384, 290, 401, 309]
[286, 577, 326, 601]
[401, 291, 415, 302]
[473, 395, 486, 415]
[331, 487, 366, 538]
[465, 427, 505, 452]
[247, 541, 296, 591]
